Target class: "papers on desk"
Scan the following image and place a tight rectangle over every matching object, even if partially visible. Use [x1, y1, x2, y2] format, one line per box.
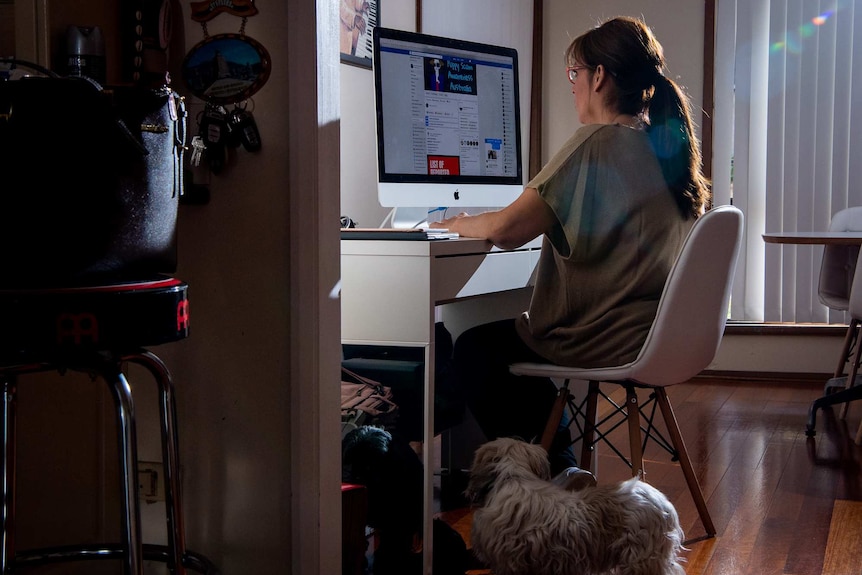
[425, 228, 460, 240]
[340, 228, 460, 240]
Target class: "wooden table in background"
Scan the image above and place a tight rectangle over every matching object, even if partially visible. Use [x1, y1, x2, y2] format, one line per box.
[762, 231, 862, 245]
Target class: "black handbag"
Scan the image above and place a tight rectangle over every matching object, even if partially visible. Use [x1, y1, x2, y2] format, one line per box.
[0, 60, 187, 287]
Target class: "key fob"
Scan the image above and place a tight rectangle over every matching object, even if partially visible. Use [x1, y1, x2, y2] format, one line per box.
[229, 107, 262, 152]
[199, 104, 228, 173]
[225, 107, 243, 149]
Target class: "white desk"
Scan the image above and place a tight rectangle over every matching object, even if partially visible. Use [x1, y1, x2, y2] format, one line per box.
[340, 236, 540, 574]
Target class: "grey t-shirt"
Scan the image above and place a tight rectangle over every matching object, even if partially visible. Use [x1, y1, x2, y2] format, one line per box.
[515, 124, 694, 368]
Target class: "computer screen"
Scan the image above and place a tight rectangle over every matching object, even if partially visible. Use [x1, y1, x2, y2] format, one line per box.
[372, 27, 523, 222]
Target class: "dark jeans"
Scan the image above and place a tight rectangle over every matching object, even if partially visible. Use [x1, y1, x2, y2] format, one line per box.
[453, 319, 576, 470]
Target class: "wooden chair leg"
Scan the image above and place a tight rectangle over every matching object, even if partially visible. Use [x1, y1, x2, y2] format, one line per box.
[655, 387, 716, 536]
[540, 380, 570, 452]
[580, 381, 599, 473]
[625, 387, 644, 478]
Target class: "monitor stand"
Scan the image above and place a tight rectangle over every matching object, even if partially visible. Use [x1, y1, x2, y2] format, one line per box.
[390, 206, 430, 229]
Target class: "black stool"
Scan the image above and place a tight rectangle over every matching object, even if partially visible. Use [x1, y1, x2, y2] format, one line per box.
[0, 277, 217, 575]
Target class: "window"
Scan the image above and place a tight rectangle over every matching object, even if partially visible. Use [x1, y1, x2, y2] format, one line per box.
[714, 0, 862, 322]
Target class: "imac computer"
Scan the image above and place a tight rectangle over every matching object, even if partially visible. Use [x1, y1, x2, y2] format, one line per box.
[372, 27, 523, 228]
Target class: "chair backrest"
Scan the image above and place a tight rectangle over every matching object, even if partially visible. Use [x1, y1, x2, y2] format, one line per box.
[819, 206, 862, 311]
[628, 205, 744, 386]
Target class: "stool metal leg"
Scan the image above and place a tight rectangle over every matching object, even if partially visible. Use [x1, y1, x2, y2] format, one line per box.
[101, 360, 144, 575]
[126, 351, 187, 575]
[0, 359, 217, 575]
[1, 376, 16, 575]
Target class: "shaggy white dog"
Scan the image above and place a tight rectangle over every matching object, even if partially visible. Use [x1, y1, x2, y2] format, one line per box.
[466, 437, 685, 575]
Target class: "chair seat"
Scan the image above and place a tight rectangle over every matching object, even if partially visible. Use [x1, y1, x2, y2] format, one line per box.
[819, 292, 850, 311]
[0, 276, 189, 358]
[509, 361, 638, 383]
[818, 206, 862, 314]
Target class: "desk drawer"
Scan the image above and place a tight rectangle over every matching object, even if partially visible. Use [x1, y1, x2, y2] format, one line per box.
[433, 250, 536, 301]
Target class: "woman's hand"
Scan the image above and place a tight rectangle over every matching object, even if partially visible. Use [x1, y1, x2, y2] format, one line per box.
[424, 188, 554, 249]
[430, 212, 469, 232]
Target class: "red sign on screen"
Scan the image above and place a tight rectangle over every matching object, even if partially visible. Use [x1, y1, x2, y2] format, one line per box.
[427, 156, 460, 176]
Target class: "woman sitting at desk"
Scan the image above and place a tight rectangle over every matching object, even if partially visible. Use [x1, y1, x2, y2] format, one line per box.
[431, 16, 709, 473]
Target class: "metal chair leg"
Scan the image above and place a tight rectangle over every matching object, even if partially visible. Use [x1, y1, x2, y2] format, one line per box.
[0, 359, 217, 575]
[839, 321, 862, 420]
[125, 351, 187, 575]
[1, 376, 16, 575]
[808, 323, 862, 437]
[832, 319, 858, 381]
[100, 359, 144, 575]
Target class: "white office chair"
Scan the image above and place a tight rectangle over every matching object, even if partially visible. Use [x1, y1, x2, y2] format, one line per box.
[818, 207, 862, 414]
[818, 206, 862, 311]
[509, 205, 744, 538]
[807, 246, 862, 443]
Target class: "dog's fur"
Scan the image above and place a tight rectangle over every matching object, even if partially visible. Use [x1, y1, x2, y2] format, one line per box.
[466, 437, 685, 575]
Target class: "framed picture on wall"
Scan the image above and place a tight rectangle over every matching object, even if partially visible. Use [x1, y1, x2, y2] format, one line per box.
[339, 0, 379, 68]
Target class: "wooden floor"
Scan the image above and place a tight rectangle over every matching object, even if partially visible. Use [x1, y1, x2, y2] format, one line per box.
[437, 376, 862, 575]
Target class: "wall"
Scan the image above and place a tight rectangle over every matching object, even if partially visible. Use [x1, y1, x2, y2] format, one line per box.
[339, 0, 845, 375]
[542, 2, 705, 157]
[156, 2, 340, 574]
[543, 3, 841, 375]
[8, 1, 341, 574]
[714, 332, 841, 373]
[0, 0, 843, 573]
[0, 2, 14, 55]
[340, 0, 533, 229]
[341, 1, 704, 228]
[339, 2, 413, 229]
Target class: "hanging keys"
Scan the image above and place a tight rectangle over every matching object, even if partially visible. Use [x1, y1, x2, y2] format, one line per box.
[199, 103, 228, 173]
[193, 101, 261, 175]
[190, 135, 206, 167]
[228, 104, 262, 152]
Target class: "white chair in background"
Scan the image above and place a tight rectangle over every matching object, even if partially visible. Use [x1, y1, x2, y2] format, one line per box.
[807, 246, 862, 444]
[818, 206, 862, 311]
[819, 207, 862, 397]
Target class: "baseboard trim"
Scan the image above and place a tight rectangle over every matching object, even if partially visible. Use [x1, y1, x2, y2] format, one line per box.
[695, 370, 830, 385]
[724, 321, 847, 337]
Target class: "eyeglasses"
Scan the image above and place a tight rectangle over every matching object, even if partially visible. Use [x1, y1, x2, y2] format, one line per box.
[566, 65, 593, 84]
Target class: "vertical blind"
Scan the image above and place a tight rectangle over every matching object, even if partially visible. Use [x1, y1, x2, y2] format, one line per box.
[714, 0, 862, 322]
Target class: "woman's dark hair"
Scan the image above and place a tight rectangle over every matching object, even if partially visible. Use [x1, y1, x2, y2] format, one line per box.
[565, 16, 709, 218]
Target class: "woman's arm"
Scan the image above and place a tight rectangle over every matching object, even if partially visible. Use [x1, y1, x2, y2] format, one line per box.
[431, 187, 556, 250]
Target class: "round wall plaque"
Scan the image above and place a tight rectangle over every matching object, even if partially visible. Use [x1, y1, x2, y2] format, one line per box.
[181, 33, 271, 104]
